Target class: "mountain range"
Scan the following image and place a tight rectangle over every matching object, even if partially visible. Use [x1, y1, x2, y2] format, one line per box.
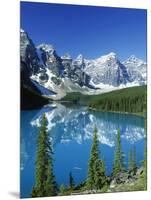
[20, 29, 147, 103]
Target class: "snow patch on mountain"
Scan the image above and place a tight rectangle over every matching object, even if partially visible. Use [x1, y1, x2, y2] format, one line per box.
[123, 55, 146, 84]
[21, 29, 147, 99]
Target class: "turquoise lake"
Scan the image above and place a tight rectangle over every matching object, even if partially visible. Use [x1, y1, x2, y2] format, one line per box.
[20, 103, 145, 198]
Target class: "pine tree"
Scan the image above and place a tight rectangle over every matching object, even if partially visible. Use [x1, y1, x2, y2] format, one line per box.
[30, 187, 37, 198]
[69, 172, 75, 190]
[86, 125, 107, 190]
[128, 147, 137, 173]
[86, 125, 100, 190]
[128, 149, 133, 171]
[132, 146, 137, 173]
[45, 160, 57, 196]
[94, 159, 107, 190]
[113, 129, 125, 176]
[31, 114, 57, 197]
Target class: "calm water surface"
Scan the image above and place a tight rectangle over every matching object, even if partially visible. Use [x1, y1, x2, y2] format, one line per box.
[20, 103, 145, 198]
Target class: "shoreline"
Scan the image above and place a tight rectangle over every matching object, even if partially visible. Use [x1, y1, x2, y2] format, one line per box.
[21, 100, 146, 119]
[88, 107, 145, 118]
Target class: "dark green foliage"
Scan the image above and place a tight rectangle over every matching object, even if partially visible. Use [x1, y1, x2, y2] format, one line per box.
[143, 89, 147, 117]
[88, 86, 146, 114]
[74, 181, 86, 191]
[61, 85, 146, 115]
[30, 88, 147, 196]
[94, 159, 107, 190]
[69, 172, 75, 190]
[30, 187, 37, 198]
[128, 149, 133, 171]
[128, 147, 137, 173]
[86, 126, 99, 189]
[86, 126, 107, 190]
[31, 114, 57, 197]
[44, 160, 57, 196]
[113, 129, 125, 176]
[141, 141, 147, 190]
[60, 184, 66, 195]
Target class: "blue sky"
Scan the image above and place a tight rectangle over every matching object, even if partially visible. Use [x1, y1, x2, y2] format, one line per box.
[20, 2, 147, 61]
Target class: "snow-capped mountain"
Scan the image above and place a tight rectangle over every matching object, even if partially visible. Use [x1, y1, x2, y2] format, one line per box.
[30, 43, 92, 99]
[84, 52, 130, 87]
[123, 55, 146, 84]
[20, 29, 147, 100]
[36, 44, 90, 87]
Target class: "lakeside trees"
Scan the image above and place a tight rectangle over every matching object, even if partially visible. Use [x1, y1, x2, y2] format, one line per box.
[86, 126, 99, 189]
[28, 84, 147, 197]
[31, 114, 57, 197]
[86, 126, 107, 191]
[62, 85, 146, 115]
[89, 94, 145, 114]
[113, 129, 125, 176]
[128, 147, 137, 173]
[31, 119, 146, 197]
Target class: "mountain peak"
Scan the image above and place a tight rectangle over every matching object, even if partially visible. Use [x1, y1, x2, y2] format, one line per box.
[108, 52, 117, 57]
[128, 55, 138, 61]
[61, 53, 72, 60]
[97, 52, 117, 62]
[124, 55, 144, 65]
[106, 52, 117, 60]
[129, 55, 136, 59]
[37, 44, 55, 54]
[76, 54, 84, 60]
[21, 29, 146, 98]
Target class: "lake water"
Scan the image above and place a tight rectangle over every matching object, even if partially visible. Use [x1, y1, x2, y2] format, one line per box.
[20, 103, 145, 198]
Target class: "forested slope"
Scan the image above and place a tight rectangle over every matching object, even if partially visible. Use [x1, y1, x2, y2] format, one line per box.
[61, 85, 147, 115]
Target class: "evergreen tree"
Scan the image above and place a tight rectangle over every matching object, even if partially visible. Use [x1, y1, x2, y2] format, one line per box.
[31, 114, 57, 197]
[45, 160, 57, 196]
[132, 146, 137, 172]
[94, 159, 107, 190]
[86, 125, 100, 190]
[69, 172, 75, 190]
[128, 149, 133, 171]
[113, 129, 125, 176]
[31, 187, 37, 198]
[128, 147, 137, 173]
[86, 126, 107, 190]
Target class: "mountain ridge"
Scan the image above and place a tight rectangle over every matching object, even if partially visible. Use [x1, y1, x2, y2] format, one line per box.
[20, 29, 147, 100]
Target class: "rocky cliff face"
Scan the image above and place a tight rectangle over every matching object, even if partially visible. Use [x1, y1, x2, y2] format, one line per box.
[20, 29, 50, 109]
[36, 44, 91, 88]
[84, 52, 146, 87]
[20, 29, 147, 101]
[37, 44, 64, 77]
[123, 55, 146, 84]
[20, 29, 41, 76]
